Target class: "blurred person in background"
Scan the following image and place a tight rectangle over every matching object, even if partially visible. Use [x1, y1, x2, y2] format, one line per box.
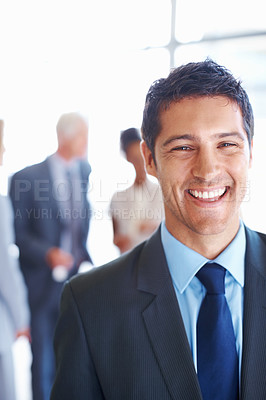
[9, 112, 92, 400]
[110, 127, 163, 253]
[0, 120, 30, 400]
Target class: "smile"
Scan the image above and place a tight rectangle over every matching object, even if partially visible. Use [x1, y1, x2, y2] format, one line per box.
[188, 187, 227, 201]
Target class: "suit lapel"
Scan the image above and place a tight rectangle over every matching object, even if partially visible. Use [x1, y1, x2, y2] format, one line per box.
[43, 158, 58, 210]
[241, 227, 266, 400]
[137, 229, 202, 400]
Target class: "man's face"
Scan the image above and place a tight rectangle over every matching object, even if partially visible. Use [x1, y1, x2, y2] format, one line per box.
[142, 96, 252, 243]
[66, 122, 88, 159]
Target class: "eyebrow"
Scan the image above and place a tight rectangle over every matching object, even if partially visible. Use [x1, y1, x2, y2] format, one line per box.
[162, 132, 246, 147]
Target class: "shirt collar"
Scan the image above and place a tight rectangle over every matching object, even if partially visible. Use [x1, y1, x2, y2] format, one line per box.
[49, 153, 79, 173]
[161, 220, 245, 294]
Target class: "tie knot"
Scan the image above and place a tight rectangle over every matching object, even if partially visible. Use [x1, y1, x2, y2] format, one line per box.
[196, 263, 225, 294]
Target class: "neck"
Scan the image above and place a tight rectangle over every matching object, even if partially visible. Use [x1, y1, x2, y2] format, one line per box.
[165, 217, 240, 260]
[56, 148, 73, 162]
[134, 177, 146, 185]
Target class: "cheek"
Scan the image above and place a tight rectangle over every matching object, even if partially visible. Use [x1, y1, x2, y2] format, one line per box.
[228, 159, 250, 202]
[233, 158, 250, 181]
[157, 170, 182, 202]
[77, 139, 86, 152]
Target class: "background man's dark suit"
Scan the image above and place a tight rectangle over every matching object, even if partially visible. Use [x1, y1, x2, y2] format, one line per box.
[9, 157, 92, 400]
[51, 226, 266, 400]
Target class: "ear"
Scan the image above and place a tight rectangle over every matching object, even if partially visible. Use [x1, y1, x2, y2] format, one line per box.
[140, 140, 157, 178]
[249, 139, 253, 168]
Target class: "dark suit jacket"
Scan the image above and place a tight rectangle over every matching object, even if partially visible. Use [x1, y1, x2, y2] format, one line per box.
[50, 225, 266, 400]
[9, 157, 92, 313]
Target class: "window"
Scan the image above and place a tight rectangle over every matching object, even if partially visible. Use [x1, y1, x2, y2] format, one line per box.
[0, 0, 265, 263]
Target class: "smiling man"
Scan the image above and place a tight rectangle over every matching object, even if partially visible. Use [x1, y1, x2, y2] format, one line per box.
[51, 60, 266, 400]
[141, 95, 252, 259]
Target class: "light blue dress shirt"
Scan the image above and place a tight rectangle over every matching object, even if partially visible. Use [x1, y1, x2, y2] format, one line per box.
[161, 220, 245, 375]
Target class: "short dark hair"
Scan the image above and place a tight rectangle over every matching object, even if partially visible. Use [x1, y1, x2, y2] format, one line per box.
[141, 59, 254, 159]
[120, 127, 141, 154]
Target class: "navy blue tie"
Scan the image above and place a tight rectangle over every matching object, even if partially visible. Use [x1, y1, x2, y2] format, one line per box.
[196, 263, 239, 400]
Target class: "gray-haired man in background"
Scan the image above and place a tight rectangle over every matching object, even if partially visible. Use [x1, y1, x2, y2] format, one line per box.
[10, 112, 93, 400]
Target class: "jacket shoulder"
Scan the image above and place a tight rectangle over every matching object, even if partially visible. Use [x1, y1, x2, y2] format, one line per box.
[255, 231, 266, 245]
[245, 225, 266, 277]
[11, 159, 49, 180]
[245, 225, 266, 245]
[69, 243, 145, 297]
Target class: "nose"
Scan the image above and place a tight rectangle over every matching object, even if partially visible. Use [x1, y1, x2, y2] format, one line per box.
[191, 147, 220, 181]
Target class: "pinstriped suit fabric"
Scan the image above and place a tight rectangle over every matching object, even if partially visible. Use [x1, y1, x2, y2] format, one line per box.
[51, 226, 266, 400]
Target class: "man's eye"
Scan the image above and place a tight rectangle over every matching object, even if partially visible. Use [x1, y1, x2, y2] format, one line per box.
[172, 146, 191, 151]
[220, 142, 236, 148]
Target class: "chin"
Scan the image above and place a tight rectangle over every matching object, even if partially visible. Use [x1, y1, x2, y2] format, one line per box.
[190, 215, 238, 236]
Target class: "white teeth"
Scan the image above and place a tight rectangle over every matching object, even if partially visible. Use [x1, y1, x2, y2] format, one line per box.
[189, 188, 226, 199]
